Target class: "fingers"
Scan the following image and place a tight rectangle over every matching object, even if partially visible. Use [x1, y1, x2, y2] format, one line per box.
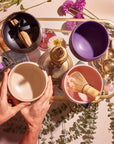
[43, 76, 53, 100]
[36, 76, 53, 105]
[0, 69, 10, 101]
[9, 95, 31, 115]
[12, 102, 30, 116]
[9, 95, 20, 105]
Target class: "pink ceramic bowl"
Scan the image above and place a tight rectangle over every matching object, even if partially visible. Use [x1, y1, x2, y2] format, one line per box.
[62, 64, 103, 104]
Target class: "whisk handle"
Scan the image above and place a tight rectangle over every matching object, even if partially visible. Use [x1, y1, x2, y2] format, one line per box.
[83, 84, 101, 101]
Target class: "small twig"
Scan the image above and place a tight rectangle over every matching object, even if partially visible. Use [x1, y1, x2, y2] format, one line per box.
[0, 0, 22, 11]
[20, 0, 51, 12]
[69, 7, 94, 19]
[84, 8, 99, 19]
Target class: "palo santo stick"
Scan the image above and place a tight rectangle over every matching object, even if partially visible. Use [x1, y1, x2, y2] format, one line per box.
[18, 31, 32, 47]
[10, 19, 32, 47]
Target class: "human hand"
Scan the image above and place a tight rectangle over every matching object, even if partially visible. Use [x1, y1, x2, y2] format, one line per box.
[21, 76, 53, 130]
[0, 69, 30, 125]
[12, 76, 53, 144]
[13, 76, 53, 131]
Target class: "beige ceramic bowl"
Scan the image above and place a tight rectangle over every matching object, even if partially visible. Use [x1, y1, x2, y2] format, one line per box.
[8, 62, 47, 102]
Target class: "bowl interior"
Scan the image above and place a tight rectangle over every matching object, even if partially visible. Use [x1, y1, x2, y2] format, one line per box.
[8, 62, 47, 101]
[2, 12, 41, 53]
[72, 21, 109, 61]
[63, 65, 103, 104]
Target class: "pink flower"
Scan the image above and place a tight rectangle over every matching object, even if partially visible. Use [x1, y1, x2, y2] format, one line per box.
[74, 13, 84, 25]
[42, 33, 47, 39]
[65, 20, 76, 31]
[74, 13, 84, 19]
[74, 0, 86, 12]
[65, 13, 84, 30]
[62, 0, 74, 15]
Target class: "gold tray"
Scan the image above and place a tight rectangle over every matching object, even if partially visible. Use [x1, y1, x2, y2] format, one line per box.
[37, 18, 114, 33]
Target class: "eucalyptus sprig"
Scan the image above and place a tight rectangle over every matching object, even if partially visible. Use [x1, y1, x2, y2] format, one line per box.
[40, 102, 98, 144]
[106, 98, 114, 143]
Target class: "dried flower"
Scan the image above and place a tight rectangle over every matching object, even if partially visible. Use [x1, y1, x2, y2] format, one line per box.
[48, 36, 66, 49]
[74, 0, 86, 12]
[65, 20, 76, 31]
[61, 0, 114, 32]
[62, 0, 74, 15]
[62, 0, 86, 30]
[74, 13, 84, 25]
[65, 13, 84, 31]
[74, 13, 84, 19]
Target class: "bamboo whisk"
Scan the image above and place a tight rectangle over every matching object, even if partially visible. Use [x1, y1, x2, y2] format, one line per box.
[66, 71, 101, 101]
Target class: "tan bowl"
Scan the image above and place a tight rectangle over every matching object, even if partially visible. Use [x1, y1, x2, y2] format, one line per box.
[8, 62, 47, 102]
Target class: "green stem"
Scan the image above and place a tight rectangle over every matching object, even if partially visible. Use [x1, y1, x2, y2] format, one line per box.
[69, 7, 114, 30]
[68, 7, 94, 19]
[21, 0, 49, 12]
[85, 8, 114, 30]
[0, 0, 22, 11]
[84, 8, 99, 19]
[0, 0, 11, 3]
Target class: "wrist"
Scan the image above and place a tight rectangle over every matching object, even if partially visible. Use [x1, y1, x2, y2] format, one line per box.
[27, 123, 42, 134]
[19, 124, 42, 144]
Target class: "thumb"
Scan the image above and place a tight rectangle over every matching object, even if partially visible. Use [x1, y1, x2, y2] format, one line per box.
[12, 102, 30, 116]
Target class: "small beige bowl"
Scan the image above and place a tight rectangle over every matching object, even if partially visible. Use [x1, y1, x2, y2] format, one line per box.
[8, 62, 47, 102]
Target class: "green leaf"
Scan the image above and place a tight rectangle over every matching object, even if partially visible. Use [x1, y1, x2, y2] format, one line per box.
[20, 4, 24, 10]
[110, 117, 114, 120]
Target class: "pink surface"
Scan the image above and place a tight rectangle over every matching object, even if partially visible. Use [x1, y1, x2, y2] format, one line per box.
[62, 64, 103, 104]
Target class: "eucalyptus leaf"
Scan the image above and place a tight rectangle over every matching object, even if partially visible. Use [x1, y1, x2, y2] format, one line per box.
[20, 4, 24, 10]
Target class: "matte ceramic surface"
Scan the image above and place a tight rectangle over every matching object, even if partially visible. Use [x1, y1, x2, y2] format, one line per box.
[71, 21, 109, 61]
[62, 64, 103, 104]
[8, 62, 47, 101]
[2, 12, 42, 53]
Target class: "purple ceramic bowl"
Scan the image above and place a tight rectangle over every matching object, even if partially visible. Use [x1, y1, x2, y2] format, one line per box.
[71, 21, 109, 61]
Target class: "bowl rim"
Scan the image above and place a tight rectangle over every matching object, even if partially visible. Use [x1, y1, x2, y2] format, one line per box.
[2, 12, 42, 53]
[71, 20, 109, 61]
[62, 64, 103, 104]
[8, 61, 48, 102]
